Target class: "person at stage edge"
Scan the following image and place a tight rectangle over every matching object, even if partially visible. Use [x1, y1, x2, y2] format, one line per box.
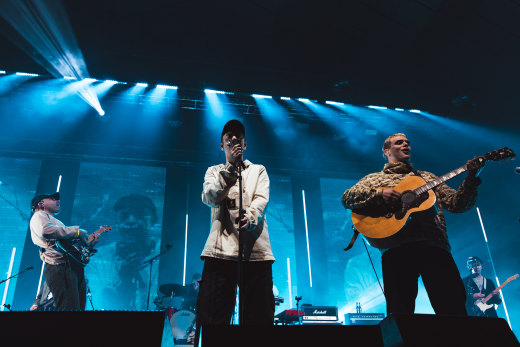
[463, 256, 502, 317]
[30, 280, 55, 311]
[342, 133, 485, 315]
[197, 119, 275, 329]
[29, 192, 99, 310]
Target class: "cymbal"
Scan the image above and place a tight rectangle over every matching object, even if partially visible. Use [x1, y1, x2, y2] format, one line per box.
[159, 283, 189, 296]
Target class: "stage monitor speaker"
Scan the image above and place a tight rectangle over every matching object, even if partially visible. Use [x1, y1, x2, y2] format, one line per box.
[0, 311, 165, 346]
[380, 314, 519, 347]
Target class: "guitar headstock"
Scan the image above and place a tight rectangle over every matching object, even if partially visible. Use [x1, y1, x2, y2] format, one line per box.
[483, 147, 516, 162]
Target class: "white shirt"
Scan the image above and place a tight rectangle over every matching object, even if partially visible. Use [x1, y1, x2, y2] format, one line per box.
[201, 160, 274, 261]
[30, 211, 80, 265]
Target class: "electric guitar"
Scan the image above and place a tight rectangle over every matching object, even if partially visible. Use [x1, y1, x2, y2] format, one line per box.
[474, 274, 518, 315]
[56, 226, 111, 266]
[351, 147, 515, 249]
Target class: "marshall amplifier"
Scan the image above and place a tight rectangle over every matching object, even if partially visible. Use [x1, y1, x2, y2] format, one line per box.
[302, 306, 339, 323]
[346, 313, 385, 325]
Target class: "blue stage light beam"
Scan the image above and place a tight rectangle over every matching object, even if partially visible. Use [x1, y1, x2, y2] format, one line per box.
[0, 0, 102, 115]
[252, 94, 296, 140]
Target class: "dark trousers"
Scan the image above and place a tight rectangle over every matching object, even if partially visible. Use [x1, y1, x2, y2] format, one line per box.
[195, 257, 274, 341]
[44, 260, 86, 310]
[382, 242, 467, 316]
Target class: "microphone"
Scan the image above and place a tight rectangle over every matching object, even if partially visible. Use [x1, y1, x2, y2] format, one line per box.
[227, 138, 246, 169]
[515, 167, 520, 174]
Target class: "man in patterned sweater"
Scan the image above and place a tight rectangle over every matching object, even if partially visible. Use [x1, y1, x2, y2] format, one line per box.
[342, 133, 485, 316]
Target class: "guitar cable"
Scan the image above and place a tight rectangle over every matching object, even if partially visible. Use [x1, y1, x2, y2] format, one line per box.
[362, 238, 386, 299]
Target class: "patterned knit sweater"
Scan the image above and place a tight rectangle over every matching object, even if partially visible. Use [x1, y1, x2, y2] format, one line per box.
[342, 162, 481, 251]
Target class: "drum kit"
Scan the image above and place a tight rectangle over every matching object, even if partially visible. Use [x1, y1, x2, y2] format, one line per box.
[154, 283, 197, 345]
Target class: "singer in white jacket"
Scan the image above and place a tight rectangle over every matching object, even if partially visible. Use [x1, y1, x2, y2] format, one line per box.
[196, 120, 275, 333]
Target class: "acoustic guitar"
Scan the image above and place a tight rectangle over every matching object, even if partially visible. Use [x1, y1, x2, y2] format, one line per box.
[351, 147, 515, 249]
[56, 226, 111, 266]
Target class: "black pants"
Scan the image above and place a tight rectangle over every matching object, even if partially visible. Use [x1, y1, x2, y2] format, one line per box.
[44, 260, 86, 310]
[195, 258, 274, 336]
[382, 242, 467, 316]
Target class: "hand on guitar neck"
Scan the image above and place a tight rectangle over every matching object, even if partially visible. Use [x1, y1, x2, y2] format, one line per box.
[466, 156, 486, 177]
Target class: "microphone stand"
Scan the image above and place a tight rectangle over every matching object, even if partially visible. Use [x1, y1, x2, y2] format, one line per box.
[0, 266, 33, 285]
[86, 284, 95, 310]
[237, 162, 245, 325]
[139, 246, 172, 310]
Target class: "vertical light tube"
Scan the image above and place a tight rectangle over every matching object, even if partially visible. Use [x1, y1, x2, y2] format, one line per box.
[287, 257, 293, 308]
[476, 207, 512, 328]
[36, 261, 45, 298]
[302, 190, 312, 288]
[1, 248, 16, 311]
[56, 175, 62, 192]
[183, 213, 188, 287]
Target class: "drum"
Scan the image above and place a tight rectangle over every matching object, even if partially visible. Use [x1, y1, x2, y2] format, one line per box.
[156, 295, 184, 310]
[168, 309, 197, 342]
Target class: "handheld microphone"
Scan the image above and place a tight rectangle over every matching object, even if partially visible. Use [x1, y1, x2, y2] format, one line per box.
[227, 138, 245, 169]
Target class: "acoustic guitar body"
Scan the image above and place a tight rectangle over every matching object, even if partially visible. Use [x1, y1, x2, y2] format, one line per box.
[351, 175, 436, 242]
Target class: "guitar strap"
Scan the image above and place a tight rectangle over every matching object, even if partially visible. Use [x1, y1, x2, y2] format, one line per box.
[344, 225, 359, 251]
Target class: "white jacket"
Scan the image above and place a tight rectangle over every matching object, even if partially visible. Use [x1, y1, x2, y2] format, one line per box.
[30, 211, 80, 265]
[201, 160, 274, 261]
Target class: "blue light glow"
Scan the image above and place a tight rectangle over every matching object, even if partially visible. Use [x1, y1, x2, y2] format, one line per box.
[156, 84, 178, 90]
[63, 76, 76, 80]
[252, 94, 272, 99]
[0, 71, 5, 74]
[326, 101, 344, 106]
[394, 108, 405, 111]
[280, 97, 291, 100]
[367, 105, 388, 110]
[15, 72, 39, 77]
[98, 109, 105, 116]
[204, 89, 233, 95]
[136, 83, 148, 87]
[297, 98, 310, 102]
[83, 78, 97, 83]
[409, 109, 422, 113]
[104, 80, 119, 85]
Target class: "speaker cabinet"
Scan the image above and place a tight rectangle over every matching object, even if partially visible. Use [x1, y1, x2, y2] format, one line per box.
[0, 311, 165, 346]
[380, 314, 519, 347]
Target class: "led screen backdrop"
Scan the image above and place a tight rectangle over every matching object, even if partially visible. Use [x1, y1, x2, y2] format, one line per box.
[266, 174, 297, 313]
[0, 157, 41, 310]
[71, 162, 166, 310]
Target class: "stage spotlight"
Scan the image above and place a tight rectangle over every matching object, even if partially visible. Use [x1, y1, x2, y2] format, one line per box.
[252, 94, 272, 99]
[326, 101, 344, 106]
[280, 97, 291, 100]
[409, 109, 422, 113]
[367, 105, 387, 110]
[136, 83, 148, 87]
[1, 0, 103, 115]
[297, 98, 310, 102]
[63, 76, 76, 80]
[98, 109, 105, 116]
[0, 70, 6, 74]
[104, 80, 119, 85]
[156, 84, 178, 90]
[204, 89, 233, 95]
[15, 72, 39, 77]
[394, 108, 405, 111]
[83, 78, 97, 83]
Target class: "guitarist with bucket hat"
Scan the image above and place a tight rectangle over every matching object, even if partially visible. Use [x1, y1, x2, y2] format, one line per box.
[30, 192, 100, 310]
